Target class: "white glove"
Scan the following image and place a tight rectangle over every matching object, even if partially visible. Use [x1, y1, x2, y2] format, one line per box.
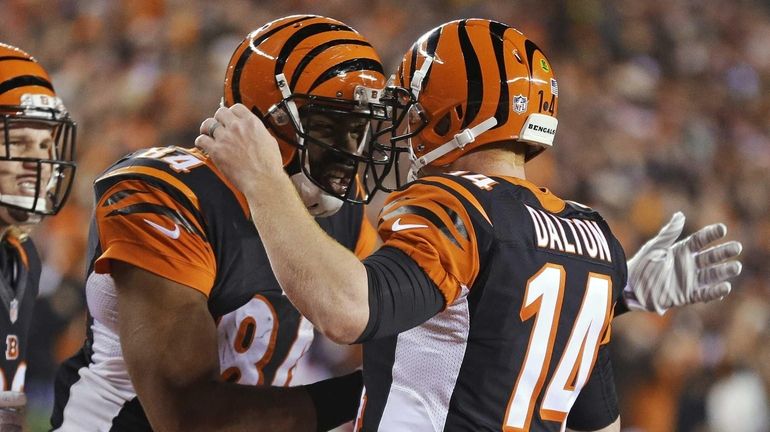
[624, 212, 743, 314]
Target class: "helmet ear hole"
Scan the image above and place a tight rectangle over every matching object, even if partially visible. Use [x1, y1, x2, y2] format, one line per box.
[434, 112, 452, 136]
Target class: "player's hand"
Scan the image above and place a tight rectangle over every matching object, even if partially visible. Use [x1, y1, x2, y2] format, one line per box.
[195, 104, 285, 196]
[624, 212, 743, 314]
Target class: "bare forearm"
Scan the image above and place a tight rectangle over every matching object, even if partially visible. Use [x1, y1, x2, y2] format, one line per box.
[244, 173, 369, 343]
[194, 104, 370, 343]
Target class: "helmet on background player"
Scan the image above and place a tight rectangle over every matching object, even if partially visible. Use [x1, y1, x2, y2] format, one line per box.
[384, 19, 559, 186]
[0, 43, 77, 224]
[223, 15, 393, 217]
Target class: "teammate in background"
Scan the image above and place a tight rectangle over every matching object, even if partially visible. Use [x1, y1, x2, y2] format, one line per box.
[51, 16, 389, 432]
[196, 18, 742, 431]
[0, 43, 77, 430]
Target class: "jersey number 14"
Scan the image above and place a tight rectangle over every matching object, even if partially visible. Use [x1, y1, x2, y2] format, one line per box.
[504, 264, 612, 431]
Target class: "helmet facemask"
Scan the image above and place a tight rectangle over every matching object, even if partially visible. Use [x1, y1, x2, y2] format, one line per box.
[264, 85, 394, 206]
[0, 97, 77, 221]
[372, 83, 429, 192]
[381, 79, 500, 186]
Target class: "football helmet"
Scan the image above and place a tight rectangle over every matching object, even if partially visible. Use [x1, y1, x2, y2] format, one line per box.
[385, 19, 559, 184]
[0, 43, 76, 220]
[223, 15, 392, 216]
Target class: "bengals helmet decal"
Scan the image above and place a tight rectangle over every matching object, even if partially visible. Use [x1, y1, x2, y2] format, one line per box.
[223, 15, 393, 211]
[0, 43, 77, 217]
[386, 19, 558, 185]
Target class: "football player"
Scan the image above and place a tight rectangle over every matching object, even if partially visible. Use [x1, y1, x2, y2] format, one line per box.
[197, 18, 742, 431]
[0, 43, 77, 430]
[50, 16, 388, 432]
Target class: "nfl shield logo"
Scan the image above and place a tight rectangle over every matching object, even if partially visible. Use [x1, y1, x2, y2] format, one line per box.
[513, 95, 528, 114]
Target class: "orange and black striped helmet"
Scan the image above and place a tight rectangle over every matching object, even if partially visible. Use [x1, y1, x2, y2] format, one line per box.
[223, 15, 392, 209]
[388, 19, 558, 183]
[0, 43, 76, 217]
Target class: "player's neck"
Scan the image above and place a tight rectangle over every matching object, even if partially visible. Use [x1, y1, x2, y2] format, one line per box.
[446, 146, 526, 179]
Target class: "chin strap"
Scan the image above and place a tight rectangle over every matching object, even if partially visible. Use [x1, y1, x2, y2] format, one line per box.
[289, 172, 343, 218]
[275, 73, 305, 147]
[0, 194, 47, 226]
[410, 56, 434, 100]
[408, 117, 498, 180]
[0, 194, 48, 213]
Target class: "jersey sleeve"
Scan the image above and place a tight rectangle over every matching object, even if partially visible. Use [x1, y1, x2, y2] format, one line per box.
[93, 178, 217, 297]
[377, 180, 482, 305]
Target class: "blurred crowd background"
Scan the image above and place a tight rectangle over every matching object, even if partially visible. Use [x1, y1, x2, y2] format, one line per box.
[2, 0, 769, 430]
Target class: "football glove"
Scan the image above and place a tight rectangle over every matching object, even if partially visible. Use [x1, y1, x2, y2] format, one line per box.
[624, 212, 743, 314]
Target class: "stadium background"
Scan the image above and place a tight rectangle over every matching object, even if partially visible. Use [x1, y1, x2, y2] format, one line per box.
[2, 0, 769, 430]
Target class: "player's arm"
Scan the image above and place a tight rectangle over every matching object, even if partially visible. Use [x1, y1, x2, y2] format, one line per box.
[248, 173, 370, 343]
[196, 105, 449, 344]
[621, 212, 742, 315]
[241, 161, 449, 344]
[227, 172, 443, 344]
[113, 261, 361, 432]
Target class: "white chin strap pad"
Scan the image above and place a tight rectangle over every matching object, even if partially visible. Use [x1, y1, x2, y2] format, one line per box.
[410, 57, 433, 99]
[0, 194, 49, 213]
[289, 172, 343, 218]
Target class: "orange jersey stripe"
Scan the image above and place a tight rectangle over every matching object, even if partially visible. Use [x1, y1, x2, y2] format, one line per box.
[5, 235, 29, 268]
[354, 214, 378, 259]
[96, 148, 250, 219]
[379, 181, 481, 304]
[94, 179, 217, 296]
[600, 304, 615, 346]
[97, 165, 201, 212]
[499, 176, 565, 213]
[413, 175, 492, 225]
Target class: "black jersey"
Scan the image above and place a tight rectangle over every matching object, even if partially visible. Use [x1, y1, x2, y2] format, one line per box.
[356, 171, 627, 431]
[51, 146, 375, 431]
[0, 234, 39, 394]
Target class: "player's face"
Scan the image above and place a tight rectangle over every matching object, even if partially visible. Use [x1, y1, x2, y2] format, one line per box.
[0, 122, 54, 223]
[301, 111, 369, 196]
